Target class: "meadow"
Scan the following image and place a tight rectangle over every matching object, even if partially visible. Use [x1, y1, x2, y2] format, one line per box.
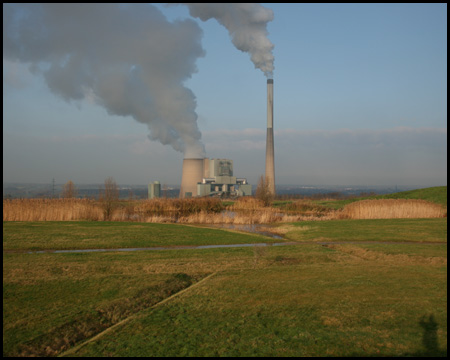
[2, 186, 447, 357]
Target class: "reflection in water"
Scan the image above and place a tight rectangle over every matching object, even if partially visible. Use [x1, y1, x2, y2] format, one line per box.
[204, 223, 284, 240]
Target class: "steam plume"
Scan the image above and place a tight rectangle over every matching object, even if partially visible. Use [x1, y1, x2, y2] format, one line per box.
[3, 3, 206, 157]
[180, 3, 275, 78]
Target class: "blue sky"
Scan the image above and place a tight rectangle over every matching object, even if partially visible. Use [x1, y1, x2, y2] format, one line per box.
[3, 3, 447, 187]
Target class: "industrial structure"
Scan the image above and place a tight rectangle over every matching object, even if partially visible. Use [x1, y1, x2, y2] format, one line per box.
[179, 158, 251, 198]
[179, 79, 273, 199]
[148, 181, 161, 199]
[265, 78, 276, 195]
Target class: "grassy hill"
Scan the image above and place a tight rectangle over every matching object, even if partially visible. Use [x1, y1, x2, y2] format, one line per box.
[371, 186, 447, 207]
[313, 186, 447, 212]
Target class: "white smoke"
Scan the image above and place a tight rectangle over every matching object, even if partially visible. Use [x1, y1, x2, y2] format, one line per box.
[3, 3, 206, 157]
[180, 3, 275, 78]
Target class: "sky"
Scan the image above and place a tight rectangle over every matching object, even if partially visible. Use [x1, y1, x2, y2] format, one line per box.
[3, 3, 447, 187]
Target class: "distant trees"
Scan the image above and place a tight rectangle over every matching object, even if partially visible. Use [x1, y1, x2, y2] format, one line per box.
[254, 175, 274, 206]
[99, 177, 119, 220]
[62, 180, 77, 198]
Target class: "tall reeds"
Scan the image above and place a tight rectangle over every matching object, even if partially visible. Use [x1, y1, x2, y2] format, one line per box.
[3, 197, 446, 223]
[2, 198, 225, 222]
[339, 199, 446, 219]
[3, 199, 102, 222]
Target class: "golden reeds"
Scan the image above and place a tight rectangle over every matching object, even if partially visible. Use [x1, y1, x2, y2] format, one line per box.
[4, 197, 446, 224]
[339, 199, 446, 219]
[3, 199, 102, 222]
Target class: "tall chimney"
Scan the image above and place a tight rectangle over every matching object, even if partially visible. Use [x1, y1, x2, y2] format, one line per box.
[265, 78, 275, 195]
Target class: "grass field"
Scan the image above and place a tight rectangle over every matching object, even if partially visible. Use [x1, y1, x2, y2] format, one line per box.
[2, 221, 276, 252]
[279, 218, 447, 243]
[3, 219, 447, 357]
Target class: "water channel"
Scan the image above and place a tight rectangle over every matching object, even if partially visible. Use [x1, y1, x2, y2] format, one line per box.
[20, 223, 444, 254]
[23, 224, 289, 254]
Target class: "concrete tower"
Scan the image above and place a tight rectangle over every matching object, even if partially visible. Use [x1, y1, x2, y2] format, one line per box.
[265, 78, 275, 195]
[179, 158, 204, 198]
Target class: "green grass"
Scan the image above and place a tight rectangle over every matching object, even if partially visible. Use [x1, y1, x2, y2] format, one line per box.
[3, 220, 447, 357]
[71, 264, 446, 357]
[3, 221, 279, 251]
[282, 218, 447, 243]
[373, 186, 447, 206]
[309, 186, 448, 211]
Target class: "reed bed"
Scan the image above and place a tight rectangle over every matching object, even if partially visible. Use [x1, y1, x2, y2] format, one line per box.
[177, 208, 284, 225]
[282, 199, 332, 217]
[4, 197, 446, 224]
[3, 198, 295, 224]
[229, 197, 265, 211]
[3, 199, 102, 221]
[339, 199, 446, 219]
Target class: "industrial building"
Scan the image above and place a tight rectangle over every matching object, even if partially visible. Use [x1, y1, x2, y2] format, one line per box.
[180, 158, 251, 198]
[148, 181, 161, 199]
[179, 79, 274, 199]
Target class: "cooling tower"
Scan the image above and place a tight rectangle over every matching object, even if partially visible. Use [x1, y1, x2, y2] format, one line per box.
[180, 158, 204, 198]
[265, 78, 276, 195]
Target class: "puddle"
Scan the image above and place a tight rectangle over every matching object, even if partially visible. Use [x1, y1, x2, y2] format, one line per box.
[204, 223, 284, 240]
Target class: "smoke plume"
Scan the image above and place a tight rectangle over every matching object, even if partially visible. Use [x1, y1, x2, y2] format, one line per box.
[180, 3, 275, 78]
[3, 3, 206, 158]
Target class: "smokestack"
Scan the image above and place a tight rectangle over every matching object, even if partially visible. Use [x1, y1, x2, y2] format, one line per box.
[180, 158, 204, 198]
[265, 78, 275, 195]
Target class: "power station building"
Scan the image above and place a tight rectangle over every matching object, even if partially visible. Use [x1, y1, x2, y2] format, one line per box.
[180, 158, 252, 198]
[179, 79, 274, 199]
[148, 181, 161, 199]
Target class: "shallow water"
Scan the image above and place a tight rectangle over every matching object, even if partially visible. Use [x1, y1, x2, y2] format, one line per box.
[204, 223, 284, 240]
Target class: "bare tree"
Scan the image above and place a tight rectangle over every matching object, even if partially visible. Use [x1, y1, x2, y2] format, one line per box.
[99, 177, 119, 220]
[62, 180, 77, 198]
[255, 175, 274, 207]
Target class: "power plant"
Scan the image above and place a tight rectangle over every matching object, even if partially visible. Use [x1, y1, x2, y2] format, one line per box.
[265, 78, 275, 195]
[179, 158, 251, 198]
[179, 78, 275, 199]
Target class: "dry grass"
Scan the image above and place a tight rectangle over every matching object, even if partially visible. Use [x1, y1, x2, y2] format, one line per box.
[338, 199, 446, 220]
[229, 197, 265, 210]
[3, 199, 102, 221]
[3, 197, 446, 224]
[3, 198, 286, 224]
[177, 209, 284, 225]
